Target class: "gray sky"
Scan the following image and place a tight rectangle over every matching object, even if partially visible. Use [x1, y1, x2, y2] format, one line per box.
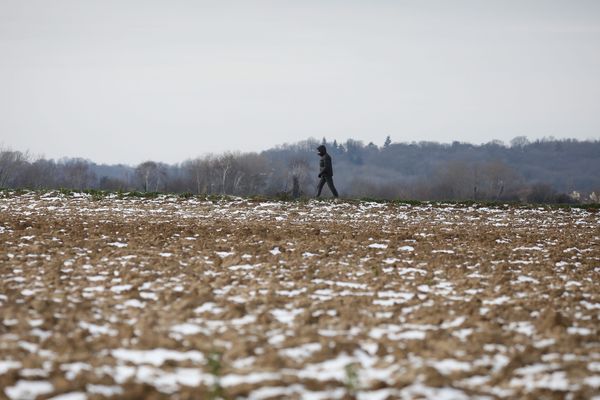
[1, 0, 599, 165]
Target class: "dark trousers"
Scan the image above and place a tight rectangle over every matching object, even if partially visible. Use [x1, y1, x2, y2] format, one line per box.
[317, 175, 339, 198]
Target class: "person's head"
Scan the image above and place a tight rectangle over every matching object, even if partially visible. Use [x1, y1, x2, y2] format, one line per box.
[317, 145, 327, 156]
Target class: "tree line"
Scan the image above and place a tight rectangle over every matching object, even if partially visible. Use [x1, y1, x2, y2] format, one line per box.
[1, 136, 599, 203]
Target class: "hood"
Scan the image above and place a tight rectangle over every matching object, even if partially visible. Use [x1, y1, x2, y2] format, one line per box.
[317, 145, 327, 156]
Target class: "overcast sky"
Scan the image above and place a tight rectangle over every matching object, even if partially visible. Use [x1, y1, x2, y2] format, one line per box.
[1, 1, 599, 164]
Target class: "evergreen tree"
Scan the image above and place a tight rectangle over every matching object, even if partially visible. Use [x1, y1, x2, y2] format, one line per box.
[384, 135, 392, 148]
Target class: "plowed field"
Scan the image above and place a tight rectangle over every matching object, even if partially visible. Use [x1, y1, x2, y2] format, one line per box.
[1, 192, 599, 399]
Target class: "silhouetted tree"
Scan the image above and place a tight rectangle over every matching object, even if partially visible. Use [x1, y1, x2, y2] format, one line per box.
[384, 135, 392, 148]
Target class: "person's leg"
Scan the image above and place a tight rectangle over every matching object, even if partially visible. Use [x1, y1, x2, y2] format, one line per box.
[316, 177, 326, 197]
[326, 176, 339, 198]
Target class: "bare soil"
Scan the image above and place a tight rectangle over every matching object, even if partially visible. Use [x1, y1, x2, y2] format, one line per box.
[1, 192, 599, 399]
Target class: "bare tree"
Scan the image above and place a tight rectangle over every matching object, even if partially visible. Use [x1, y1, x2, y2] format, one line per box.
[0, 149, 29, 187]
[135, 161, 167, 192]
[479, 160, 521, 200]
[62, 159, 97, 190]
[288, 158, 309, 198]
[214, 153, 236, 194]
[510, 136, 530, 148]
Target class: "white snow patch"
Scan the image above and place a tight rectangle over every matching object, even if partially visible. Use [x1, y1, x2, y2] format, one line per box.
[271, 308, 304, 324]
[228, 264, 257, 271]
[280, 343, 322, 361]
[506, 321, 535, 336]
[86, 276, 106, 282]
[0, 360, 22, 374]
[60, 362, 91, 380]
[194, 302, 224, 314]
[534, 338, 556, 348]
[78, 321, 117, 337]
[585, 376, 600, 388]
[509, 371, 572, 391]
[568, 327, 592, 335]
[441, 316, 466, 329]
[5, 380, 54, 400]
[123, 299, 145, 308]
[417, 285, 430, 293]
[139, 291, 158, 300]
[110, 284, 133, 293]
[515, 275, 539, 284]
[86, 384, 123, 396]
[431, 359, 472, 375]
[48, 393, 86, 400]
[111, 348, 205, 366]
[170, 323, 205, 336]
[108, 242, 128, 248]
[483, 295, 511, 305]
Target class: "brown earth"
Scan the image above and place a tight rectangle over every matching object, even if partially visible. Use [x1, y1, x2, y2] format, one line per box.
[0, 192, 599, 399]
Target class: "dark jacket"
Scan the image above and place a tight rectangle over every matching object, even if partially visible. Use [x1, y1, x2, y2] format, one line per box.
[319, 153, 333, 177]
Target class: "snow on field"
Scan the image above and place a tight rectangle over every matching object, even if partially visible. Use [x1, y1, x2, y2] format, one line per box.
[0, 191, 599, 399]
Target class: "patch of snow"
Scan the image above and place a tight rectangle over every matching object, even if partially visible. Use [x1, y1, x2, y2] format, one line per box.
[441, 316, 466, 329]
[452, 329, 473, 341]
[170, 323, 205, 336]
[431, 359, 472, 374]
[271, 308, 303, 324]
[194, 302, 224, 314]
[568, 327, 592, 335]
[60, 362, 91, 380]
[417, 285, 430, 293]
[108, 242, 128, 248]
[0, 360, 22, 374]
[48, 392, 87, 400]
[506, 321, 535, 336]
[139, 291, 158, 300]
[78, 321, 117, 337]
[585, 376, 600, 388]
[276, 288, 307, 297]
[280, 343, 322, 361]
[5, 380, 54, 400]
[534, 338, 556, 348]
[228, 264, 256, 271]
[110, 284, 133, 293]
[515, 275, 540, 284]
[509, 371, 572, 391]
[123, 299, 145, 308]
[86, 276, 106, 282]
[483, 295, 510, 305]
[86, 384, 123, 396]
[111, 348, 205, 366]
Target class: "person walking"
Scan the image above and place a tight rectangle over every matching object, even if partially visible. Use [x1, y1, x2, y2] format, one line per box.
[316, 144, 339, 198]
